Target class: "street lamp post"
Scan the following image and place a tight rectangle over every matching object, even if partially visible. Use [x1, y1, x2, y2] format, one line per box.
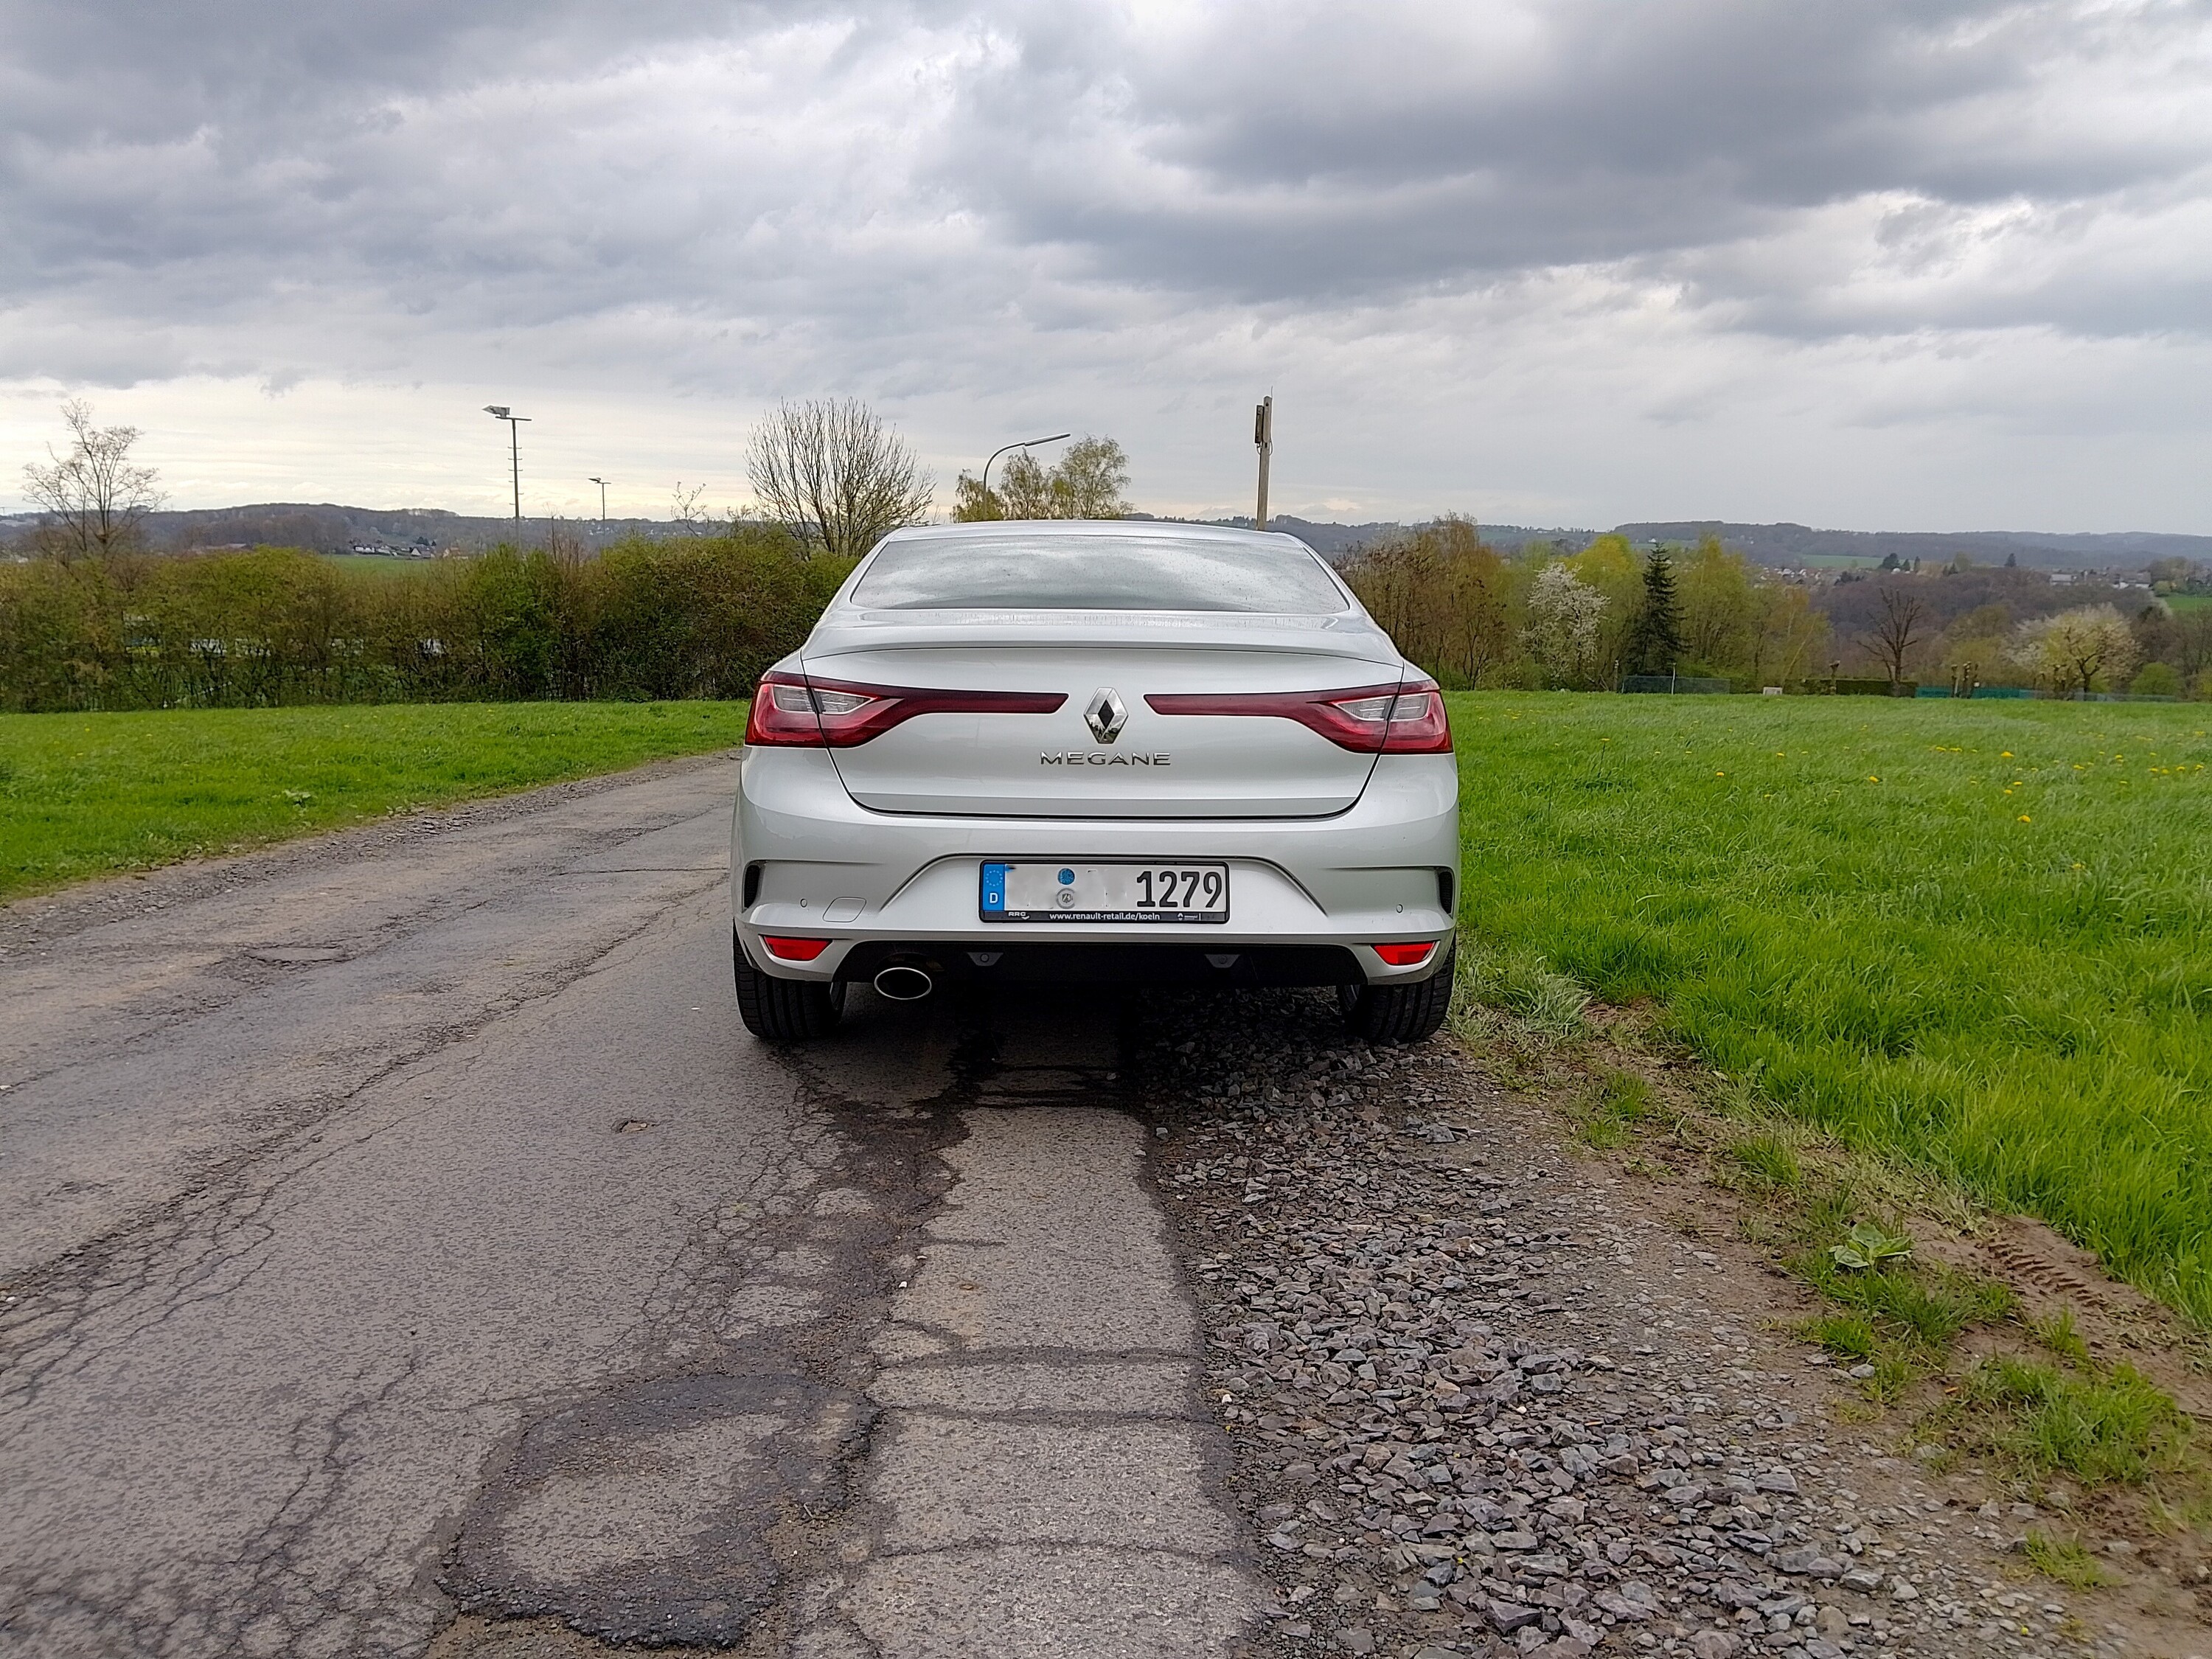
[980, 431, 1072, 510]
[484, 406, 531, 533]
[588, 476, 609, 525]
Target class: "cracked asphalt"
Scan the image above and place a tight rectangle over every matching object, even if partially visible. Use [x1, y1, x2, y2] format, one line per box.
[0, 754, 1262, 1659]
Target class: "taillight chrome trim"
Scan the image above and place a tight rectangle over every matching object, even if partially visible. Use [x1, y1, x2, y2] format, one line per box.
[745, 670, 1067, 748]
[1144, 677, 1453, 754]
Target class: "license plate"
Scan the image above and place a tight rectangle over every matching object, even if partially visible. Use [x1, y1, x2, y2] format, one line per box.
[979, 861, 1229, 923]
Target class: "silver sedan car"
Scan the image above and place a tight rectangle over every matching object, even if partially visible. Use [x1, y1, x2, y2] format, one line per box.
[731, 521, 1460, 1042]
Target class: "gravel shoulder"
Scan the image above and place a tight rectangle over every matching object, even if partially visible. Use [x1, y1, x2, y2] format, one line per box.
[1135, 990, 2212, 1659]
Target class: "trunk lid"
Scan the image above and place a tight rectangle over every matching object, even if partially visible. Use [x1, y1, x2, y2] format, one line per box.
[802, 613, 1402, 818]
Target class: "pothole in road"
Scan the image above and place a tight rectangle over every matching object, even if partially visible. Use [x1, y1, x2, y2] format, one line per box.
[444, 1370, 868, 1648]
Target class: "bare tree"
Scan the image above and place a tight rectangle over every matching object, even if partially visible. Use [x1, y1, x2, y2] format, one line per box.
[745, 399, 933, 557]
[22, 400, 166, 560]
[1857, 581, 1928, 689]
[669, 480, 710, 535]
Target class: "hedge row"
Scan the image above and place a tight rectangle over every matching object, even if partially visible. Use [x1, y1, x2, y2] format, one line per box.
[0, 533, 855, 711]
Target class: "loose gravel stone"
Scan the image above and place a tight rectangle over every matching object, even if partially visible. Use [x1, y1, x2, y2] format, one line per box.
[1135, 990, 2115, 1659]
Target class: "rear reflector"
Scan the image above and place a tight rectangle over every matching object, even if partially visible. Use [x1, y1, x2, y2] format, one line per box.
[762, 936, 832, 961]
[1371, 942, 1437, 967]
[746, 671, 1065, 747]
[1145, 676, 1452, 754]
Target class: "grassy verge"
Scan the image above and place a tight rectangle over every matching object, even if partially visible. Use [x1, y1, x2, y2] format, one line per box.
[0, 702, 748, 900]
[1447, 691, 2212, 1326]
[1447, 951, 2211, 1561]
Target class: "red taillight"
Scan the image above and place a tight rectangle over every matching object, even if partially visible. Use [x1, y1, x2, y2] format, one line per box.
[1144, 677, 1453, 754]
[745, 676, 830, 746]
[762, 936, 831, 961]
[1372, 942, 1437, 967]
[745, 672, 1065, 748]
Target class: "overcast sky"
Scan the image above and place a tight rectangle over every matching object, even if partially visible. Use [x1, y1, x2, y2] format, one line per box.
[4, 0, 2210, 529]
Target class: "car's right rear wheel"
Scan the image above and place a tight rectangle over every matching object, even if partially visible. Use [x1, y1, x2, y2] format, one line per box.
[733, 931, 845, 1042]
[1338, 947, 1455, 1043]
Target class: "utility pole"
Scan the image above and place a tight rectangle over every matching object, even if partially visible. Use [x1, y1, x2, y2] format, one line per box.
[484, 406, 530, 533]
[1253, 396, 1273, 531]
[588, 476, 609, 524]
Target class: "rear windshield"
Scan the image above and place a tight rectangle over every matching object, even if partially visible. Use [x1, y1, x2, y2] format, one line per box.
[849, 534, 1349, 613]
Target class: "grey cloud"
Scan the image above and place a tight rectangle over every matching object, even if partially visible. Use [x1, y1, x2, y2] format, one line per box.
[933, 1, 2212, 314]
[1, 0, 2210, 410]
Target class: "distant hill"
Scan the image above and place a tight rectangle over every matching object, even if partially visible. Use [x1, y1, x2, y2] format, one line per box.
[1256, 516, 2208, 572]
[1192, 515, 1599, 557]
[4, 504, 2203, 573]
[1610, 522, 2212, 572]
[0, 503, 669, 556]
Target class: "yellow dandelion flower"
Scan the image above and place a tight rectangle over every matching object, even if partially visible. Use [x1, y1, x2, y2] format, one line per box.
[2001, 751, 2013, 758]
[1868, 775, 1880, 783]
[2018, 814, 2031, 823]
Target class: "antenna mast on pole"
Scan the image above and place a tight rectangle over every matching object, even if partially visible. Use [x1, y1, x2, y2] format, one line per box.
[1253, 396, 1273, 531]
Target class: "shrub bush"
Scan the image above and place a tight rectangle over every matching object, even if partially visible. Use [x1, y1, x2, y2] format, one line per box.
[0, 532, 853, 710]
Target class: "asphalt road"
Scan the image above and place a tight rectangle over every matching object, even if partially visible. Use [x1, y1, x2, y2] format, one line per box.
[0, 754, 1262, 1659]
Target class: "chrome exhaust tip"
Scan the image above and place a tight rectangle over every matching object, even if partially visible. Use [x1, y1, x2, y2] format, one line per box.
[872, 964, 934, 1001]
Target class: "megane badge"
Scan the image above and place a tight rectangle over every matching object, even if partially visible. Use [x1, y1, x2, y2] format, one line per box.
[1084, 687, 1128, 745]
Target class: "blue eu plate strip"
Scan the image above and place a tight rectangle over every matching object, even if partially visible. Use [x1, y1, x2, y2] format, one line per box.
[980, 862, 1008, 914]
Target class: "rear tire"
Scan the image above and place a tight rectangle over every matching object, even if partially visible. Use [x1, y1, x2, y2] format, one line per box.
[1338, 945, 1455, 1044]
[733, 930, 845, 1042]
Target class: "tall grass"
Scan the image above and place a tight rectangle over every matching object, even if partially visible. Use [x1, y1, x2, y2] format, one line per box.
[1450, 693, 2212, 1324]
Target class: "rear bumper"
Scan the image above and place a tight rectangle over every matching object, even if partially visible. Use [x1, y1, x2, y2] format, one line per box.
[731, 747, 1460, 987]
[827, 939, 1367, 989]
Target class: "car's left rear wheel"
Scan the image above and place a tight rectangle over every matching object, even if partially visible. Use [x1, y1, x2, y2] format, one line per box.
[1338, 946, 1455, 1044]
[733, 931, 845, 1042]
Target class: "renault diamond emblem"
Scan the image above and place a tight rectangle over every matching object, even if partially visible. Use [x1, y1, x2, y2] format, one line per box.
[1084, 686, 1128, 745]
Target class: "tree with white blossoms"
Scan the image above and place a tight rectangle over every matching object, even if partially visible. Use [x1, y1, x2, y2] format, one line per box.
[2010, 604, 2139, 695]
[1523, 563, 1608, 686]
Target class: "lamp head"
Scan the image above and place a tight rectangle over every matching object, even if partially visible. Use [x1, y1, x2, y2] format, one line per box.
[484, 405, 509, 418]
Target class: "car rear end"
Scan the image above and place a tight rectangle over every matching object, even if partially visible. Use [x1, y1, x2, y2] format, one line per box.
[731, 522, 1459, 1039]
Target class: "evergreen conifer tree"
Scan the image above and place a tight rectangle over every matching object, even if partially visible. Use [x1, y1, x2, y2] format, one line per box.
[1624, 552, 1685, 676]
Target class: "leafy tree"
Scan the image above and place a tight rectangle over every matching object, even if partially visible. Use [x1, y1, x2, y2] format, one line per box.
[21, 400, 165, 561]
[745, 398, 932, 557]
[1621, 552, 1684, 676]
[2130, 661, 2182, 697]
[953, 436, 1131, 521]
[1340, 517, 1516, 686]
[1523, 563, 1607, 686]
[1564, 533, 1643, 678]
[2012, 605, 2139, 695]
[1677, 534, 1756, 672]
[1747, 582, 1829, 686]
[950, 473, 1003, 521]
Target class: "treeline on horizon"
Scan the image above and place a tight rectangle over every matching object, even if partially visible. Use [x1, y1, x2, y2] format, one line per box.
[1340, 517, 2212, 696]
[0, 531, 852, 712]
[7, 515, 2212, 714]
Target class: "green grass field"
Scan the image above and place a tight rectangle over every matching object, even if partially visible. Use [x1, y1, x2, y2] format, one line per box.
[2166, 592, 2212, 614]
[1450, 692, 2212, 1324]
[0, 702, 748, 900]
